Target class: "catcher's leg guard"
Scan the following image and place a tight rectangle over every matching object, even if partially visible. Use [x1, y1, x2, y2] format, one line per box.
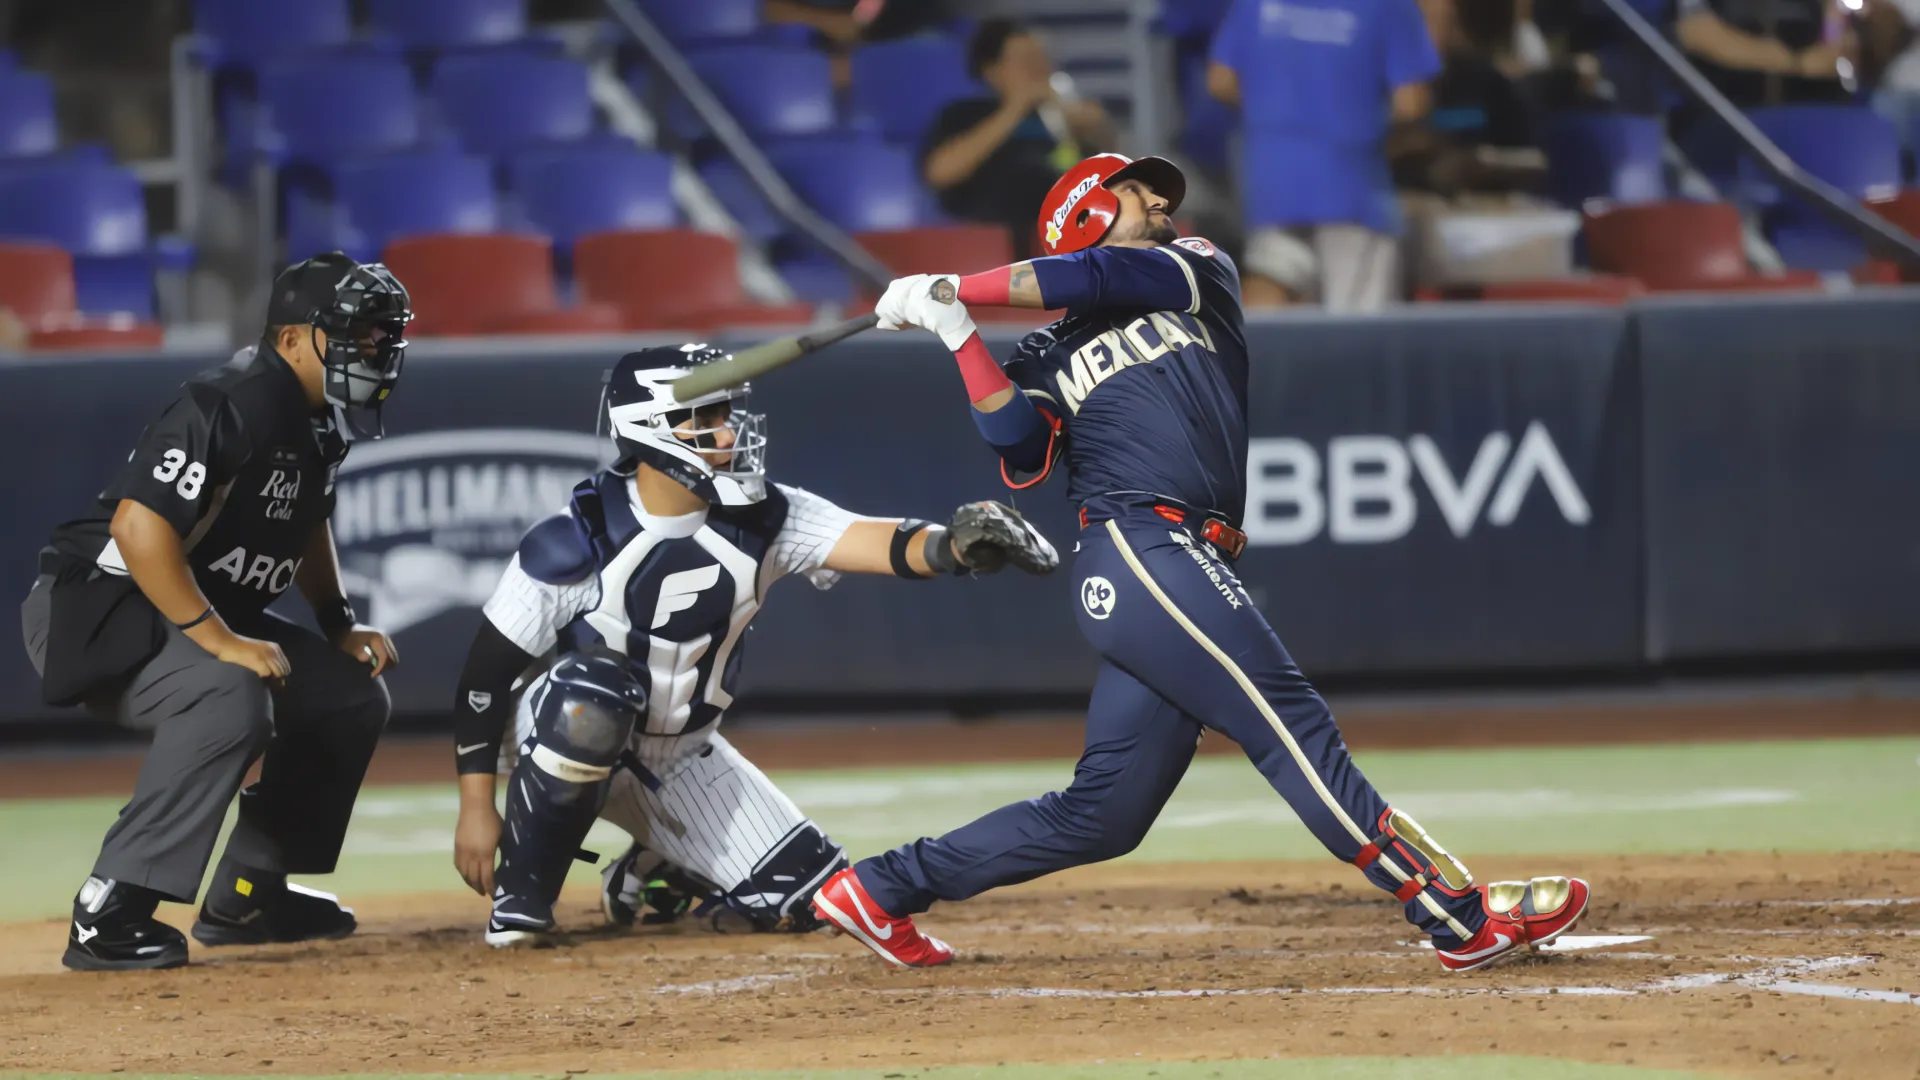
[494, 652, 643, 930]
[1350, 808, 1485, 944]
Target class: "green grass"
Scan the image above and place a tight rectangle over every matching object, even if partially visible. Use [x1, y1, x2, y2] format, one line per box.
[3, 736, 1914, 924]
[2, 1061, 1728, 1080]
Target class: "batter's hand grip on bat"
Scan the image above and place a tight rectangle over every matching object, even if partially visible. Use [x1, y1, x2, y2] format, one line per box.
[669, 313, 881, 402]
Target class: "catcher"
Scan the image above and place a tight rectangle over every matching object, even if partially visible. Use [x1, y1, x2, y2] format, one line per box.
[448, 344, 1058, 943]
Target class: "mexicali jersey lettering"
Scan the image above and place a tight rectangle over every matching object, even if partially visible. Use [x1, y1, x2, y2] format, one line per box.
[1005, 239, 1251, 523]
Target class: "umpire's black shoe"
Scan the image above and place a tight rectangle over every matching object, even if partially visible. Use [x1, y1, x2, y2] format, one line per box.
[192, 880, 357, 947]
[63, 876, 189, 972]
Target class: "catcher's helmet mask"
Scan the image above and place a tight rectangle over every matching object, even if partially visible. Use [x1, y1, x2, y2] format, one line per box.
[599, 344, 769, 507]
[266, 252, 413, 441]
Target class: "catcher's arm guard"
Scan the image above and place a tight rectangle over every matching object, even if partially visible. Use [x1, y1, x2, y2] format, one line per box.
[944, 501, 1060, 576]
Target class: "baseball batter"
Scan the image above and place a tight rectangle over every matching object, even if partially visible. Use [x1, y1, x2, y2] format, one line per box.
[447, 345, 1057, 944]
[808, 153, 1591, 972]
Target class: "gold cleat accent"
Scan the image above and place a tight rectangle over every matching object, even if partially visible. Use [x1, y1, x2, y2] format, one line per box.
[1485, 880, 1532, 914]
[1484, 876, 1574, 917]
[1386, 809, 1474, 891]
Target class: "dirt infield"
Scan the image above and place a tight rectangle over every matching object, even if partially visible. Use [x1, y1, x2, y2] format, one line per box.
[1, 852, 1916, 1078]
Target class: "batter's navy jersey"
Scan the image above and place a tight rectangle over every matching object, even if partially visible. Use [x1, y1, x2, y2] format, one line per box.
[1005, 239, 1247, 522]
[478, 470, 859, 744]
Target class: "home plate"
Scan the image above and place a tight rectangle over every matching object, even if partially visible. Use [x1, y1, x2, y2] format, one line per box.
[1416, 935, 1653, 953]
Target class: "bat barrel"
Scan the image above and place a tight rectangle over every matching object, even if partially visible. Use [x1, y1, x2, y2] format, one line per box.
[670, 312, 879, 402]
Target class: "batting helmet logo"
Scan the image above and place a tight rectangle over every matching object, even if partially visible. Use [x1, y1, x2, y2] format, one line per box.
[1035, 153, 1189, 256]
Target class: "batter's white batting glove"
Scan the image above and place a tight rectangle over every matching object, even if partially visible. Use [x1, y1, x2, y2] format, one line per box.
[901, 274, 977, 351]
[873, 274, 933, 331]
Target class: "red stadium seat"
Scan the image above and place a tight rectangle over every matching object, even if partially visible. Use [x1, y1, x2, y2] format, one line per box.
[485, 304, 626, 335]
[1863, 189, 1920, 283]
[1482, 275, 1646, 304]
[1583, 201, 1817, 293]
[383, 233, 614, 337]
[28, 321, 165, 351]
[0, 242, 79, 325]
[854, 225, 1059, 324]
[574, 229, 812, 331]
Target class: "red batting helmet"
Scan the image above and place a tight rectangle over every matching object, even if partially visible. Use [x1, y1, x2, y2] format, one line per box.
[1035, 153, 1187, 256]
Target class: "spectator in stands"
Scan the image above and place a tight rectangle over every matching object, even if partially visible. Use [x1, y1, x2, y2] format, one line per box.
[1395, 0, 1549, 200]
[1676, 0, 1853, 106]
[1207, 0, 1441, 311]
[766, 1, 955, 87]
[1854, 0, 1920, 149]
[921, 20, 1116, 259]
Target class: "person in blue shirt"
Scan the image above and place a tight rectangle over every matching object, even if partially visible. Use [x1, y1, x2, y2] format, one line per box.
[1206, 0, 1441, 310]
[804, 152, 1592, 974]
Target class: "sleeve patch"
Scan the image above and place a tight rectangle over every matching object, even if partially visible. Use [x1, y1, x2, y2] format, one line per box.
[1175, 237, 1217, 258]
[517, 514, 595, 584]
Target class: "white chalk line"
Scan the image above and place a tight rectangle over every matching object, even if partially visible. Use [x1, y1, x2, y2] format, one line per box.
[651, 953, 1909, 1008]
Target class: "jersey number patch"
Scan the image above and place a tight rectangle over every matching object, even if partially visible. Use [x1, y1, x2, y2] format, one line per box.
[153, 449, 207, 499]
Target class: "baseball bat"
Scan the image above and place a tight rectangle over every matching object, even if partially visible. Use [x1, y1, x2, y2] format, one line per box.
[670, 312, 881, 402]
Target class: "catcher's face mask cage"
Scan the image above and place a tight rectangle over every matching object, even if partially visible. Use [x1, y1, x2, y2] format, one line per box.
[598, 345, 768, 506]
[312, 262, 412, 441]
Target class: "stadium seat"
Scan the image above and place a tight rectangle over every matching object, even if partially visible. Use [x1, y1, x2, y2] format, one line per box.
[382, 233, 619, 336]
[1584, 201, 1760, 291]
[0, 162, 157, 316]
[193, 0, 351, 63]
[433, 52, 594, 157]
[766, 138, 931, 232]
[1744, 106, 1902, 206]
[1544, 113, 1665, 208]
[27, 321, 166, 352]
[257, 53, 419, 165]
[638, 0, 760, 44]
[773, 247, 853, 305]
[366, 0, 527, 51]
[849, 36, 980, 144]
[698, 158, 785, 243]
[575, 228, 813, 330]
[511, 143, 678, 251]
[677, 45, 835, 140]
[0, 242, 77, 325]
[0, 70, 56, 158]
[1477, 276, 1645, 303]
[857, 225, 1014, 278]
[1860, 189, 1920, 282]
[290, 153, 497, 263]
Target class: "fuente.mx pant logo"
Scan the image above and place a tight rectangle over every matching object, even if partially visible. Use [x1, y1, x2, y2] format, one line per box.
[1169, 532, 1243, 608]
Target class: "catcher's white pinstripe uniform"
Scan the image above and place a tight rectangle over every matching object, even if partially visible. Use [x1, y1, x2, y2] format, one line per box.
[479, 480, 862, 899]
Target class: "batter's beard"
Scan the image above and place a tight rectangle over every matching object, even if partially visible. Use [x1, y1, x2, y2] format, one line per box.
[1145, 218, 1179, 244]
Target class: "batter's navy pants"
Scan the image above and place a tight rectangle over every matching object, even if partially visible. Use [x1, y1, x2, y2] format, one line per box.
[856, 510, 1486, 944]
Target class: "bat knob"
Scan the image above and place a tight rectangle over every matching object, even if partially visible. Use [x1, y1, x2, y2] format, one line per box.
[930, 279, 957, 305]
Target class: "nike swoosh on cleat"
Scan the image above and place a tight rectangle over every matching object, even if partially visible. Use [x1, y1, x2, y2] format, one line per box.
[846, 888, 894, 941]
[457, 743, 490, 756]
[1440, 932, 1513, 962]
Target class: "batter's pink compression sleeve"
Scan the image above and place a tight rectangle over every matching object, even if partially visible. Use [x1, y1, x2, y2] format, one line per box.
[953, 332, 1011, 402]
[957, 267, 1012, 307]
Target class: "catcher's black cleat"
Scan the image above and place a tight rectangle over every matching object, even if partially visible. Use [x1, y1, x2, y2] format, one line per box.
[193, 879, 356, 946]
[486, 890, 557, 947]
[63, 876, 189, 972]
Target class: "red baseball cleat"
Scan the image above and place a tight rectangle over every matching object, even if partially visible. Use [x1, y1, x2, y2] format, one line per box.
[811, 868, 953, 968]
[1434, 876, 1590, 973]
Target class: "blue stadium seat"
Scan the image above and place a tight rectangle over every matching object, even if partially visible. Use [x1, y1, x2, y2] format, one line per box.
[1544, 113, 1666, 207]
[848, 36, 981, 145]
[433, 52, 594, 156]
[1743, 106, 1902, 206]
[510, 143, 677, 250]
[638, 0, 759, 43]
[367, 0, 528, 51]
[773, 246, 853, 305]
[0, 70, 55, 158]
[193, 0, 351, 63]
[258, 52, 420, 165]
[289, 153, 498, 263]
[766, 138, 932, 232]
[698, 158, 785, 242]
[676, 45, 835, 140]
[0, 161, 157, 316]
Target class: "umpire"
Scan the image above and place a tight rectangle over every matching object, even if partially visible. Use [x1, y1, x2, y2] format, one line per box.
[19, 253, 412, 971]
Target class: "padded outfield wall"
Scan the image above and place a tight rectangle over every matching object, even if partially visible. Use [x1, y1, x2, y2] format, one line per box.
[2, 292, 1916, 721]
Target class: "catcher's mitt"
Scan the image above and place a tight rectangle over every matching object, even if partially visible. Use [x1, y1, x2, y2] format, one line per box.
[947, 501, 1059, 576]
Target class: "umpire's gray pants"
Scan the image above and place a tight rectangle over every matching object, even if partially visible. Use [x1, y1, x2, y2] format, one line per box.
[22, 575, 390, 902]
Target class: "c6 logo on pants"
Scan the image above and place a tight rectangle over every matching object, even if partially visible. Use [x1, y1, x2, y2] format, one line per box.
[1081, 576, 1117, 620]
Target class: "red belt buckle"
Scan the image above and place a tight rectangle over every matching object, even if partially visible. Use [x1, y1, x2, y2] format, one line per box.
[1078, 507, 1089, 530]
[1200, 518, 1247, 560]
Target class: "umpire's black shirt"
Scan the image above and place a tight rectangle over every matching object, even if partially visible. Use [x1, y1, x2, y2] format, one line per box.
[46, 345, 347, 629]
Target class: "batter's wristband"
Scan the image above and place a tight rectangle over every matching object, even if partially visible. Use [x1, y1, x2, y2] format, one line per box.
[890, 519, 935, 579]
[174, 606, 216, 631]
